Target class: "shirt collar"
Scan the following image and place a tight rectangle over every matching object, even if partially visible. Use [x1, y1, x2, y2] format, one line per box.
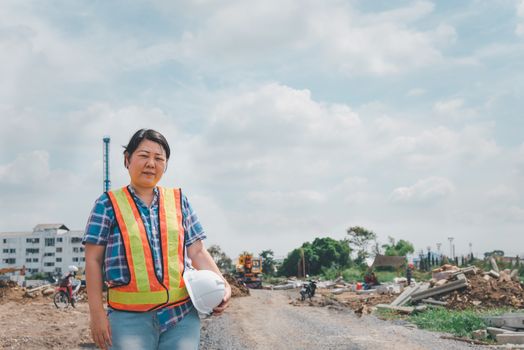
[127, 185, 159, 208]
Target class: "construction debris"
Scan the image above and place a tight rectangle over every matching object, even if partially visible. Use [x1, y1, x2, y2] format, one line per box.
[224, 273, 250, 297]
[376, 264, 524, 315]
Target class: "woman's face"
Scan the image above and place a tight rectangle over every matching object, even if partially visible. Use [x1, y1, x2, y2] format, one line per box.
[126, 139, 167, 190]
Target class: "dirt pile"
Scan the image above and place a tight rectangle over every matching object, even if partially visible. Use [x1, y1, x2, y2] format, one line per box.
[445, 273, 524, 310]
[0, 280, 27, 303]
[224, 274, 250, 297]
[290, 288, 396, 316]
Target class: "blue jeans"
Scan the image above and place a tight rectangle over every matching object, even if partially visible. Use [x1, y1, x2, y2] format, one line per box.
[108, 308, 201, 350]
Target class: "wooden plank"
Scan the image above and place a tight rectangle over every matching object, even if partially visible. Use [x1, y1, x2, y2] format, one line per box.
[497, 333, 524, 345]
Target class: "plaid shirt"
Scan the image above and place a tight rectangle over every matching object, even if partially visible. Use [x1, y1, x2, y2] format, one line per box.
[82, 186, 206, 332]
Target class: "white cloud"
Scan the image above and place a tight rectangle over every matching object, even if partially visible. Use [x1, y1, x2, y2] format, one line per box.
[517, 0, 524, 37]
[434, 98, 464, 114]
[391, 177, 455, 203]
[407, 88, 426, 97]
[0, 150, 51, 185]
[134, 0, 454, 76]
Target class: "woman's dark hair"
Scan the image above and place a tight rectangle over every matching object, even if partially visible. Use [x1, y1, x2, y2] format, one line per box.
[123, 129, 171, 161]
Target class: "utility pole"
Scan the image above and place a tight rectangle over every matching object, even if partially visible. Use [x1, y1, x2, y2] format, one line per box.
[447, 237, 454, 259]
[103, 136, 111, 192]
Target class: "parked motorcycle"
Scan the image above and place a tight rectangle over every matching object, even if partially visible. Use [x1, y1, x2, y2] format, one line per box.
[300, 280, 317, 301]
[53, 266, 82, 309]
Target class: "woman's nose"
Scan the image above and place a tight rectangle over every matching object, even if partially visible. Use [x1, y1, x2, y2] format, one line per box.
[145, 157, 155, 167]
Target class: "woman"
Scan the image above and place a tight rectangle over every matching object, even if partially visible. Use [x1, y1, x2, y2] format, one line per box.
[83, 129, 231, 350]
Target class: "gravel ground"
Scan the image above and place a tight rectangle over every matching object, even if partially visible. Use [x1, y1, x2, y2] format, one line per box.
[200, 289, 488, 350]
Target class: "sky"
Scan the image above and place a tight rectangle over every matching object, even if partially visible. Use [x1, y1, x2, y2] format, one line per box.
[1, 0, 523, 260]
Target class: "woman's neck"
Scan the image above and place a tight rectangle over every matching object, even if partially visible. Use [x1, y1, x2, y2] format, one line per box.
[130, 184, 155, 207]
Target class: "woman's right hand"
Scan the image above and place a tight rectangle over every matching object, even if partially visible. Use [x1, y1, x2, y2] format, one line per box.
[90, 311, 112, 350]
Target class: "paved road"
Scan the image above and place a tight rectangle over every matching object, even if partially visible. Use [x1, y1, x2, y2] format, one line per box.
[200, 289, 486, 350]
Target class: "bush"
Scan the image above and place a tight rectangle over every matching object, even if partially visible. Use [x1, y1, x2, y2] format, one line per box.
[341, 267, 363, 282]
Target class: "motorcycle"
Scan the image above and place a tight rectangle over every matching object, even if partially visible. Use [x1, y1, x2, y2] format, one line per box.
[300, 280, 317, 301]
[53, 276, 82, 309]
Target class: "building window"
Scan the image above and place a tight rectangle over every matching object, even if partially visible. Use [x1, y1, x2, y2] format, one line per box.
[26, 258, 31, 263]
[44, 262, 55, 267]
[56, 247, 62, 253]
[71, 237, 82, 244]
[44, 252, 55, 257]
[26, 238, 39, 244]
[73, 247, 80, 253]
[3, 258, 16, 264]
[45, 238, 55, 246]
[57, 237, 63, 243]
[2, 239, 6, 244]
[56, 258, 62, 262]
[9, 249, 15, 253]
[81, 257, 85, 262]
[26, 248, 39, 254]
[80, 247, 85, 252]
[55, 267, 62, 273]
[32, 258, 38, 263]
[2, 249, 8, 253]
[72, 257, 79, 262]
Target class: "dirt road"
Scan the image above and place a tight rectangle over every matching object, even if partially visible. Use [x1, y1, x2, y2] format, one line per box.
[200, 289, 485, 350]
[0, 289, 486, 350]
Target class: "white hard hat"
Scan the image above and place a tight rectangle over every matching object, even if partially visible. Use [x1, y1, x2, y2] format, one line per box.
[68, 265, 79, 272]
[183, 269, 225, 315]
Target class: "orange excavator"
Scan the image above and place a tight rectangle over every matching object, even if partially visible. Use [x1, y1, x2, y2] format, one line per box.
[236, 253, 262, 289]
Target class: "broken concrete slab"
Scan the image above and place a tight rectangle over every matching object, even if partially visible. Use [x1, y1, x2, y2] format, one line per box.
[421, 298, 447, 306]
[484, 315, 524, 329]
[497, 333, 524, 345]
[390, 283, 420, 307]
[486, 327, 516, 336]
[488, 270, 500, 279]
[511, 269, 520, 282]
[411, 279, 468, 302]
[490, 257, 500, 273]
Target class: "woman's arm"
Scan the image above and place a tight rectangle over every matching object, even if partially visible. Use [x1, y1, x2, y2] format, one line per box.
[85, 244, 112, 350]
[187, 240, 232, 315]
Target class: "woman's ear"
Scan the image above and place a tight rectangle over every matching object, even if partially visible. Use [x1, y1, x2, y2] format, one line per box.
[124, 152, 129, 169]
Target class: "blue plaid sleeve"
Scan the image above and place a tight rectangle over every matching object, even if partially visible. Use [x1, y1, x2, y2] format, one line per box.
[83, 193, 113, 246]
[181, 193, 206, 246]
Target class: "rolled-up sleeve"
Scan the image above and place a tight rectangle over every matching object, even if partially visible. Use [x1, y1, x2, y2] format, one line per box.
[181, 193, 207, 246]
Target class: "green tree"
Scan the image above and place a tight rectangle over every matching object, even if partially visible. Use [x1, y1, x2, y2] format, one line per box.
[260, 249, 275, 275]
[277, 237, 350, 276]
[346, 226, 376, 265]
[381, 236, 415, 256]
[207, 244, 233, 272]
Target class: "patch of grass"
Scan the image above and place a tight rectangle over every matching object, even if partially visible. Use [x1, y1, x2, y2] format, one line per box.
[408, 308, 507, 338]
[375, 308, 408, 321]
[374, 271, 398, 282]
[262, 275, 287, 285]
[341, 267, 363, 282]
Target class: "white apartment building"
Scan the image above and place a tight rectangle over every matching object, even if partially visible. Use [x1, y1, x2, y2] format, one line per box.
[0, 224, 85, 276]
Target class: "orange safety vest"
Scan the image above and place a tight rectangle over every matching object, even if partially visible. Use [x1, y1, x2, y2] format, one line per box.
[106, 186, 189, 312]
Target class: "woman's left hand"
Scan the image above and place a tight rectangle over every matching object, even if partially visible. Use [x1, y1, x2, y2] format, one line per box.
[212, 282, 231, 315]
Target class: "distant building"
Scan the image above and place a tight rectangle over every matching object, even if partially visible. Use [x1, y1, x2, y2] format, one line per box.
[0, 224, 85, 276]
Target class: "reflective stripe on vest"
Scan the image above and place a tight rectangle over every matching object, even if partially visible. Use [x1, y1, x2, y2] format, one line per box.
[106, 186, 189, 312]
